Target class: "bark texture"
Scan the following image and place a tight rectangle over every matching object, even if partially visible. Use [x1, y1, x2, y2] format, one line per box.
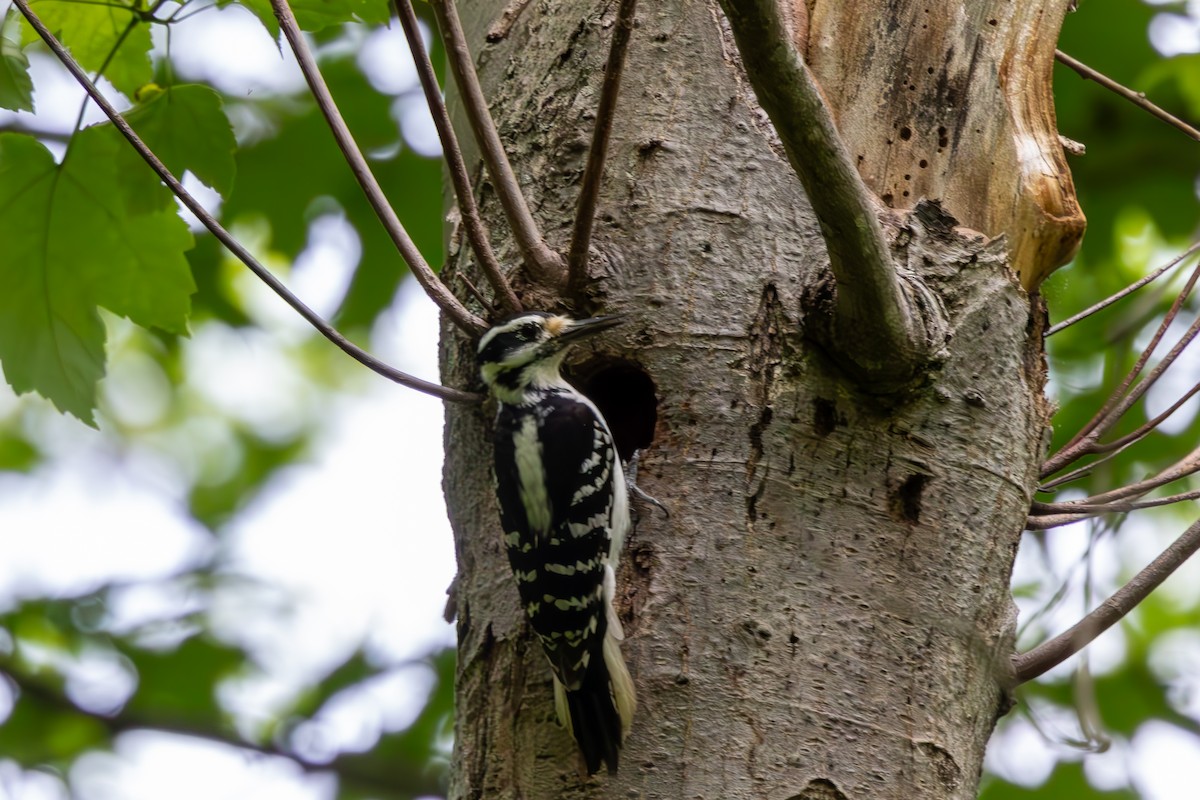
[441, 2, 1072, 797]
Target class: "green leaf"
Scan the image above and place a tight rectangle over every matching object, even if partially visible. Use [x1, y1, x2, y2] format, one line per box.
[0, 678, 110, 765]
[0, 131, 195, 423]
[980, 760, 1136, 799]
[286, 649, 378, 721]
[187, 425, 308, 529]
[118, 84, 237, 206]
[219, 0, 281, 40]
[220, 57, 443, 330]
[22, 0, 152, 97]
[0, 8, 33, 112]
[219, 0, 389, 34]
[117, 635, 244, 725]
[0, 429, 39, 472]
[288, 0, 390, 31]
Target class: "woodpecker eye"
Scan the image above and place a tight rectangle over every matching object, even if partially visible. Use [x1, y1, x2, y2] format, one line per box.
[516, 322, 541, 341]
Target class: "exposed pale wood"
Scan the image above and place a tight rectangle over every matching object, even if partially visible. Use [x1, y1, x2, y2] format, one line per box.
[806, 0, 1085, 289]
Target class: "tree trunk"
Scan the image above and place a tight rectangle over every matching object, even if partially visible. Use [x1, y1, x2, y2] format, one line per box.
[441, 2, 1080, 798]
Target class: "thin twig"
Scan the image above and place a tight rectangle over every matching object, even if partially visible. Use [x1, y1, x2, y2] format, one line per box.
[271, 0, 486, 335]
[455, 270, 492, 309]
[1033, 486, 1200, 516]
[14, 0, 480, 405]
[1046, 239, 1200, 336]
[67, 9, 140, 136]
[1030, 446, 1200, 530]
[1078, 313, 1200, 452]
[566, 0, 638, 298]
[429, 0, 566, 286]
[1042, 258, 1200, 477]
[1026, 511, 1093, 530]
[1090, 260, 1200, 422]
[1, 660, 443, 798]
[1056, 49, 1200, 143]
[1032, 446, 1200, 528]
[1090, 378, 1200, 455]
[1011, 517, 1200, 684]
[395, 0, 520, 314]
[1014, 520, 1122, 644]
[0, 121, 72, 141]
[1038, 443, 1134, 492]
[1063, 447, 1200, 507]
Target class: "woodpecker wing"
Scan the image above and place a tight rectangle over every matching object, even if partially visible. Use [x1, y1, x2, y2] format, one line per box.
[493, 393, 618, 691]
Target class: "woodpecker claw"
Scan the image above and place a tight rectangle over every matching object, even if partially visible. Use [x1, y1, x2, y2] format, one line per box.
[627, 449, 669, 519]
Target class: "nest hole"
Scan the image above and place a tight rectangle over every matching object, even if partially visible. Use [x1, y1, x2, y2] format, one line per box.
[569, 357, 658, 463]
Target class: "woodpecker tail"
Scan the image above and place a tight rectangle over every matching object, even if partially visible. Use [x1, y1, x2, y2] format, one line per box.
[553, 630, 636, 775]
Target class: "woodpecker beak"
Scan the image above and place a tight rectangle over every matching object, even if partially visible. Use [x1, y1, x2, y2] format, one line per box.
[556, 314, 626, 345]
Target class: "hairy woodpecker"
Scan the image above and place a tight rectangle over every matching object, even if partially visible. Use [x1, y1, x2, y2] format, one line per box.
[477, 311, 635, 775]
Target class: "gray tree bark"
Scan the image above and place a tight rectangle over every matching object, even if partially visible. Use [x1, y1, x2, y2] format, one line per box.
[441, 1, 1081, 798]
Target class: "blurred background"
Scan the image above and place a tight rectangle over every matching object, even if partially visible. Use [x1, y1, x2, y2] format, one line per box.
[1, 0, 1200, 797]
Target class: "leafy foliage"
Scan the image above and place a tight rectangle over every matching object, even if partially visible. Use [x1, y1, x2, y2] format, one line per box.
[0, 591, 454, 796]
[981, 762, 1138, 800]
[0, 8, 33, 111]
[118, 84, 237, 208]
[1, 0, 1199, 797]
[0, 129, 195, 423]
[0, 0, 445, 418]
[20, 0, 152, 95]
[0, 0, 450, 795]
[209, 55, 442, 330]
[1003, 1, 1200, 796]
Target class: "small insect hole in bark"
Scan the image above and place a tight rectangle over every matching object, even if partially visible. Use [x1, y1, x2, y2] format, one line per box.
[890, 473, 930, 524]
[812, 397, 838, 436]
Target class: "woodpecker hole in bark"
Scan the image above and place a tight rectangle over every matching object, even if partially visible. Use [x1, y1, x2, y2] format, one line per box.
[570, 357, 658, 463]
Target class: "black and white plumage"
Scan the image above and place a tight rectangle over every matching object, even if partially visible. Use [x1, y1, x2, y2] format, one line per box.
[477, 311, 635, 775]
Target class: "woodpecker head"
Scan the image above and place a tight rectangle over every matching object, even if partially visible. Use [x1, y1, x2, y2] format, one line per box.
[477, 312, 623, 401]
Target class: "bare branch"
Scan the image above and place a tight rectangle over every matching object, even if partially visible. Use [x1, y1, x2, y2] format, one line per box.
[1046, 239, 1200, 337]
[1036, 368, 1200, 502]
[429, 0, 566, 286]
[1030, 446, 1200, 529]
[1038, 444, 1134, 492]
[1063, 446, 1200, 507]
[1034, 486, 1200, 516]
[566, 0, 638, 298]
[14, 0, 481, 405]
[1070, 312, 1200, 457]
[717, 0, 937, 389]
[271, 0, 486, 335]
[1089, 378, 1200, 455]
[455, 270, 492, 309]
[1042, 259, 1200, 477]
[1, 658, 443, 798]
[1026, 512, 1093, 531]
[1012, 517, 1200, 684]
[394, 0, 521, 314]
[1056, 49, 1200, 143]
[0, 120, 72, 141]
